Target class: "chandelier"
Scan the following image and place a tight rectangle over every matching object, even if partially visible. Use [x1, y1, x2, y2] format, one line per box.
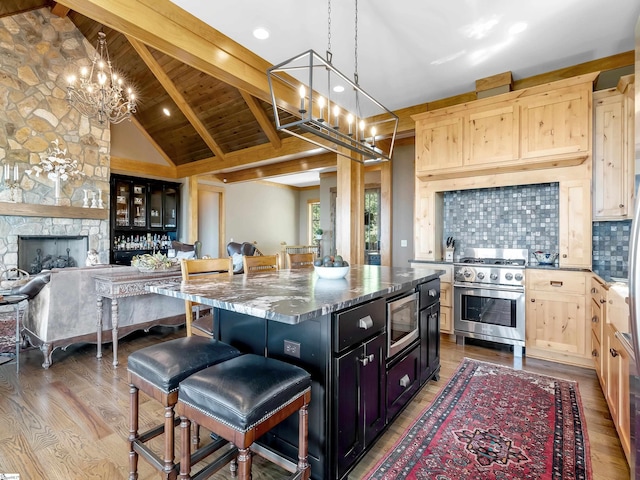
[267, 0, 398, 163]
[66, 31, 137, 125]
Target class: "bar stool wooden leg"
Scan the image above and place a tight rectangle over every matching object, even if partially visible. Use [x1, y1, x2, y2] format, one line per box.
[163, 405, 175, 476]
[237, 447, 252, 480]
[179, 416, 191, 480]
[298, 404, 310, 476]
[128, 384, 139, 480]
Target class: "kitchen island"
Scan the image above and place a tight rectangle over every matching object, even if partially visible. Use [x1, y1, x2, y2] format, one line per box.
[149, 264, 443, 480]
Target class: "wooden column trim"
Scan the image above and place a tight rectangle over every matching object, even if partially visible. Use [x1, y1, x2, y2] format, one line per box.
[336, 152, 364, 265]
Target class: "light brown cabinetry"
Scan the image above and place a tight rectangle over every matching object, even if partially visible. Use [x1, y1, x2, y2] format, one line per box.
[520, 85, 591, 159]
[592, 82, 635, 221]
[415, 117, 464, 175]
[526, 270, 591, 367]
[410, 262, 453, 334]
[593, 282, 631, 463]
[590, 277, 606, 386]
[558, 179, 592, 268]
[413, 75, 595, 180]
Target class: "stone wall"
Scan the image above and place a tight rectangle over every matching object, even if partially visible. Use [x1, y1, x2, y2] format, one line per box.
[0, 7, 110, 268]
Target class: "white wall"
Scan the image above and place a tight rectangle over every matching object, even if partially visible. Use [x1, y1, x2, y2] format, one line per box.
[224, 181, 299, 255]
[298, 188, 320, 244]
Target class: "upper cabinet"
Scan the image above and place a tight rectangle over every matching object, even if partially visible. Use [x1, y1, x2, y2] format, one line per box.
[592, 77, 635, 221]
[520, 85, 591, 159]
[413, 74, 596, 179]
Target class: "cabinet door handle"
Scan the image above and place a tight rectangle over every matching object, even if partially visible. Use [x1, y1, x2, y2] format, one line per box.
[592, 349, 598, 357]
[399, 374, 411, 388]
[359, 353, 374, 366]
[591, 316, 599, 323]
[610, 348, 619, 358]
[591, 287, 598, 294]
[620, 204, 624, 208]
[358, 316, 374, 330]
[562, 254, 567, 258]
[530, 298, 535, 303]
[550, 280, 563, 287]
[600, 298, 606, 304]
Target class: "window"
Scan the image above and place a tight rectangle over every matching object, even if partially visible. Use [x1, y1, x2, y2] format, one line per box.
[364, 188, 380, 252]
[308, 200, 320, 244]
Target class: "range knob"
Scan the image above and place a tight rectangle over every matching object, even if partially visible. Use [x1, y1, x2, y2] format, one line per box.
[514, 273, 523, 281]
[505, 273, 513, 280]
[464, 269, 472, 278]
[477, 272, 485, 280]
[490, 273, 498, 281]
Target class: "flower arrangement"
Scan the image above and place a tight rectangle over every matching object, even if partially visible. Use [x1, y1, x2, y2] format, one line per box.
[26, 139, 84, 205]
[131, 252, 176, 272]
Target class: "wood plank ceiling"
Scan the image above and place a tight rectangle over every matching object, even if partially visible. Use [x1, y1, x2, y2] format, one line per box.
[0, 0, 313, 181]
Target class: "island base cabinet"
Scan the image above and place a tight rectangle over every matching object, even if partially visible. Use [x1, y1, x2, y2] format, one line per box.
[420, 303, 441, 384]
[334, 332, 386, 480]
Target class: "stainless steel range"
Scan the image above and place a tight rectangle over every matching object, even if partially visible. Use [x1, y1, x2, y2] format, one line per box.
[453, 248, 527, 356]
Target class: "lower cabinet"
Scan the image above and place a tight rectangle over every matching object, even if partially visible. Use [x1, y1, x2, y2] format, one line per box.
[420, 303, 440, 383]
[525, 269, 591, 367]
[605, 325, 631, 461]
[387, 344, 420, 421]
[334, 331, 386, 480]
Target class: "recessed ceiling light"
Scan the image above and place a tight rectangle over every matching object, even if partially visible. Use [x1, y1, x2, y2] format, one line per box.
[162, 107, 170, 116]
[333, 85, 345, 93]
[253, 28, 269, 40]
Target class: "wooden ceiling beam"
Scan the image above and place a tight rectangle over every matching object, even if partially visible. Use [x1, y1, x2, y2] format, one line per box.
[239, 91, 281, 149]
[57, 0, 300, 113]
[126, 35, 226, 160]
[110, 156, 177, 178]
[207, 152, 337, 184]
[51, 3, 70, 17]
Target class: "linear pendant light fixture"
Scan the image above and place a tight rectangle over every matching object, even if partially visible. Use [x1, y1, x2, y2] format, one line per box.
[267, 0, 398, 163]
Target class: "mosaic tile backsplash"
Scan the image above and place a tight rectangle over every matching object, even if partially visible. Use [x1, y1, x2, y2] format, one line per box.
[443, 183, 559, 263]
[592, 220, 631, 281]
[442, 182, 630, 280]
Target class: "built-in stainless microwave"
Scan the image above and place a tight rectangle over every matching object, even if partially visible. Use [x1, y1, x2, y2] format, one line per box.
[387, 291, 419, 359]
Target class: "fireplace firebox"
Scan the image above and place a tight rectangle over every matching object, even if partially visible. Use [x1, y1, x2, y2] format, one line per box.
[18, 235, 89, 274]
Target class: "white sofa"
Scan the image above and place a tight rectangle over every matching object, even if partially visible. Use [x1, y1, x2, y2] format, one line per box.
[19, 265, 185, 368]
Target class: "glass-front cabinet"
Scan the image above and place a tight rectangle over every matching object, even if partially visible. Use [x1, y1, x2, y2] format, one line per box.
[110, 174, 181, 265]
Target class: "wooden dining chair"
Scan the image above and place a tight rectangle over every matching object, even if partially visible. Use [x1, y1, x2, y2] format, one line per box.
[243, 254, 279, 274]
[287, 252, 315, 269]
[180, 257, 233, 337]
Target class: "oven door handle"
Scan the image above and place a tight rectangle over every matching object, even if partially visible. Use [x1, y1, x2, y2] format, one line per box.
[454, 283, 524, 294]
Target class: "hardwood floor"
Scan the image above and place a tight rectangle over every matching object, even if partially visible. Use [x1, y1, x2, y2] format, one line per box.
[0, 329, 629, 479]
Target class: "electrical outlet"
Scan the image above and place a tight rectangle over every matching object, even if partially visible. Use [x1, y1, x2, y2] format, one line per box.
[401, 240, 408, 247]
[284, 340, 301, 358]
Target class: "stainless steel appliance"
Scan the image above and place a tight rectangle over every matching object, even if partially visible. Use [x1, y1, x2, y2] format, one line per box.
[627, 15, 640, 477]
[453, 247, 527, 356]
[386, 291, 419, 359]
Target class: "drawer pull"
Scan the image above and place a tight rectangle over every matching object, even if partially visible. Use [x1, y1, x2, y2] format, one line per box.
[399, 374, 411, 388]
[592, 349, 598, 357]
[610, 348, 619, 358]
[550, 280, 563, 287]
[358, 316, 374, 330]
[600, 298, 606, 304]
[591, 316, 599, 323]
[428, 289, 437, 297]
[562, 254, 567, 258]
[591, 287, 598, 294]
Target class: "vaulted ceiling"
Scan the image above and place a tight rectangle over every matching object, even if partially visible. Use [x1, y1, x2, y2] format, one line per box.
[1, 0, 637, 186]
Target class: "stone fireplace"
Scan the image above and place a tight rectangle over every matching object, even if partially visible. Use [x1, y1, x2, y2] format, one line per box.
[19, 235, 89, 273]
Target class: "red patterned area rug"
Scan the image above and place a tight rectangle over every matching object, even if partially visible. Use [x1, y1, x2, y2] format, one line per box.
[364, 358, 592, 480]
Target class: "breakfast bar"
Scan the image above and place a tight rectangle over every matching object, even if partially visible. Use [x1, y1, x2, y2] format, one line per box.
[149, 264, 443, 480]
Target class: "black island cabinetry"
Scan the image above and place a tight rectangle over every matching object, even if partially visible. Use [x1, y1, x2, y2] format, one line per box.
[110, 174, 180, 265]
[211, 275, 440, 480]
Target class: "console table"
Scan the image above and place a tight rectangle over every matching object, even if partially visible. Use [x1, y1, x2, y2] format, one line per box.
[93, 269, 182, 366]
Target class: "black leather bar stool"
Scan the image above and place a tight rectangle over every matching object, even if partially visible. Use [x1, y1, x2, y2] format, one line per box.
[176, 354, 312, 480]
[127, 336, 241, 480]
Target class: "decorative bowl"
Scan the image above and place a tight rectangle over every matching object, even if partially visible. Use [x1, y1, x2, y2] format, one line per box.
[314, 265, 350, 280]
[532, 251, 558, 265]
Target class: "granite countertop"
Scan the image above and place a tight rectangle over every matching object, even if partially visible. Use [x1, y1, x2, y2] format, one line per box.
[148, 265, 443, 325]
